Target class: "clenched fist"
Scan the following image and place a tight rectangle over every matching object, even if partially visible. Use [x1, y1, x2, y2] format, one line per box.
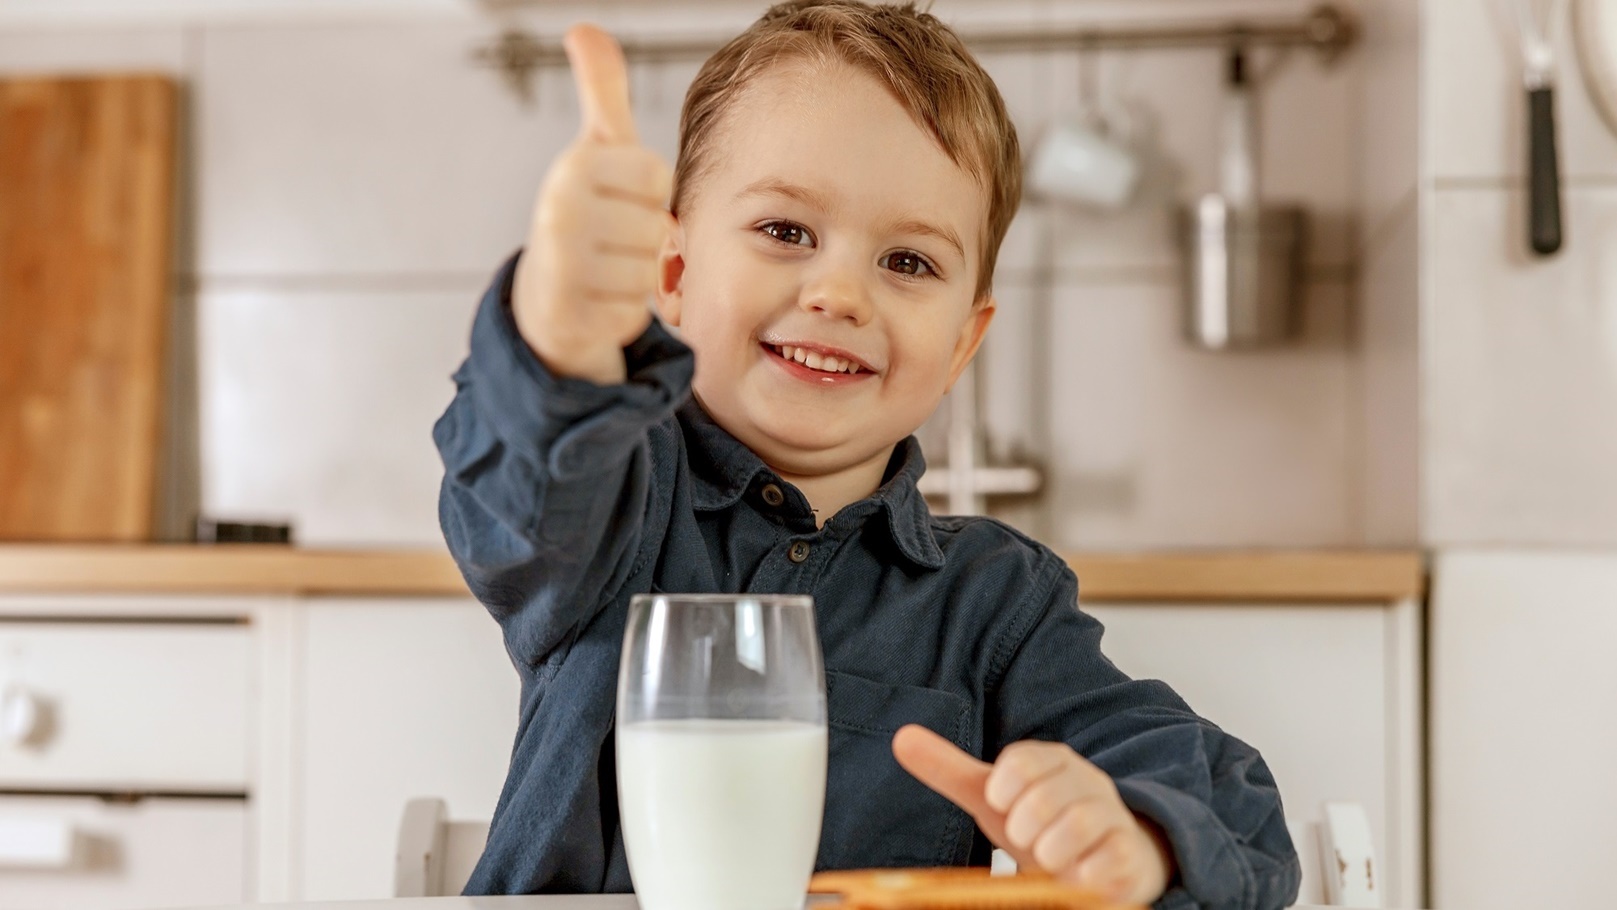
[893, 724, 1175, 905]
[513, 24, 676, 385]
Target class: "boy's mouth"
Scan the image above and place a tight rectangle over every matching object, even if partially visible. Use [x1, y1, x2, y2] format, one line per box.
[761, 342, 876, 383]
[763, 343, 870, 375]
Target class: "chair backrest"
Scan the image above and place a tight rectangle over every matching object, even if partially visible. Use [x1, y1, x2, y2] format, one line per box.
[394, 797, 490, 898]
[1291, 801, 1382, 908]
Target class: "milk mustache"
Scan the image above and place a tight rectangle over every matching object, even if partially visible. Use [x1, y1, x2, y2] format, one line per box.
[617, 718, 828, 910]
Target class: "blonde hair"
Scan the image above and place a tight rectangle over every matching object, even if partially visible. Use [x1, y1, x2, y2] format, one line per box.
[671, 0, 1022, 301]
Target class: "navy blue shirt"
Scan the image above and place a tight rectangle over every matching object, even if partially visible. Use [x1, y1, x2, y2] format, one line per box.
[434, 254, 1300, 910]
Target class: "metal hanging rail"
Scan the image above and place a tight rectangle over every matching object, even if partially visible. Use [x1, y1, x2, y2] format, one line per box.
[475, 4, 1357, 101]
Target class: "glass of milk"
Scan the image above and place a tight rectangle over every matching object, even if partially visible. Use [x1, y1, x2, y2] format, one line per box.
[617, 593, 827, 910]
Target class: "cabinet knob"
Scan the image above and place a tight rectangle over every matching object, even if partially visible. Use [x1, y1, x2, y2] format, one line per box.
[0, 685, 45, 747]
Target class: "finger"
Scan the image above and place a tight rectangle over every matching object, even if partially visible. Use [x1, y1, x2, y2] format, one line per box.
[1031, 801, 1116, 874]
[578, 256, 660, 298]
[1000, 772, 1085, 850]
[985, 741, 1072, 814]
[579, 290, 655, 314]
[565, 23, 637, 145]
[582, 197, 674, 251]
[1068, 828, 1139, 902]
[586, 146, 674, 209]
[891, 725, 995, 821]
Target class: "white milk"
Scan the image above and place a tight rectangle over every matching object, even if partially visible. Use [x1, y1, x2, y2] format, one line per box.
[617, 718, 828, 910]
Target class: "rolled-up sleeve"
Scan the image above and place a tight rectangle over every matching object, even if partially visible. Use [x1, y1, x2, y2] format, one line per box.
[434, 252, 693, 668]
[987, 560, 1300, 910]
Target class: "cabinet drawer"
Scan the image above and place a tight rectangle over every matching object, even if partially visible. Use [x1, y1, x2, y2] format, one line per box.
[0, 623, 250, 791]
[0, 793, 247, 909]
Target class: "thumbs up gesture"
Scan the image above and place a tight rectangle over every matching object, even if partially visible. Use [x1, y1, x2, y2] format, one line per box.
[513, 24, 676, 385]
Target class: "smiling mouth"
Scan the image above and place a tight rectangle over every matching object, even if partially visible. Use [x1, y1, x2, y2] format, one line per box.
[764, 343, 867, 375]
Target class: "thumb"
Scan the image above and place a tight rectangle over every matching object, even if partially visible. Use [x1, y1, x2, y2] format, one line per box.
[892, 724, 996, 820]
[564, 23, 638, 145]
[893, 725, 1036, 871]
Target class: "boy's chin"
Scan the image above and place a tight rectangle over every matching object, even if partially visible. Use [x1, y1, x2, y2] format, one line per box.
[739, 415, 895, 476]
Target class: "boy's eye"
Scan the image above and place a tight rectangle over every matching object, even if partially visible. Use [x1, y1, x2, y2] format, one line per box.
[761, 221, 814, 247]
[881, 251, 936, 278]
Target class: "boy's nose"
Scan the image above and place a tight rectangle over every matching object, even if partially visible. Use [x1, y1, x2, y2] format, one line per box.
[799, 272, 873, 326]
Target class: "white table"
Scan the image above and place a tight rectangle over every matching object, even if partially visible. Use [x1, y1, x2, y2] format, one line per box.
[188, 898, 1354, 910]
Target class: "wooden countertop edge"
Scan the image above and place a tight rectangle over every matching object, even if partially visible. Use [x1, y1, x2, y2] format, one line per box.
[1065, 550, 1426, 603]
[0, 545, 469, 597]
[0, 545, 1426, 603]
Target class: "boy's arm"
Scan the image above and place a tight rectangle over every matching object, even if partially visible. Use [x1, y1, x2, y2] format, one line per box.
[435, 254, 691, 668]
[985, 564, 1301, 910]
[435, 25, 685, 669]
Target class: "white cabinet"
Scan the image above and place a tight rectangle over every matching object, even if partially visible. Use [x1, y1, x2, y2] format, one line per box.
[1430, 550, 1617, 910]
[0, 622, 250, 791]
[0, 610, 254, 910]
[1084, 600, 1423, 910]
[266, 597, 518, 901]
[0, 794, 248, 910]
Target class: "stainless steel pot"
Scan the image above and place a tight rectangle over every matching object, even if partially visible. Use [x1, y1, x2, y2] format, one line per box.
[1177, 194, 1306, 349]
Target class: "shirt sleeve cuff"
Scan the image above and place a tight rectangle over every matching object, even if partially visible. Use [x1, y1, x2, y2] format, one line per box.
[1114, 776, 1266, 910]
[462, 250, 694, 479]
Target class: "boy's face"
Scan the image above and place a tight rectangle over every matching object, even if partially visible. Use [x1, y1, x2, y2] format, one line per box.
[656, 62, 995, 480]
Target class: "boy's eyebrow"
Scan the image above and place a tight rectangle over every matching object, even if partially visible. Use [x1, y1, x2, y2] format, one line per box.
[737, 178, 835, 213]
[881, 217, 965, 262]
[738, 178, 966, 261]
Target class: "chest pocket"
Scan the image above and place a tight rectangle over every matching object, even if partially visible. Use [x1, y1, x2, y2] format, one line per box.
[817, 670, 976, 870]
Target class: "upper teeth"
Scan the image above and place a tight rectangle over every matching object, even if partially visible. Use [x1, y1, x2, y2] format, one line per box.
[776, 344, 861, 374]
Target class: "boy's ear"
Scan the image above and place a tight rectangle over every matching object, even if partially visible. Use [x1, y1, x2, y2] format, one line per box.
[654, 214, 685, 328]
[945, 297, 996, 393]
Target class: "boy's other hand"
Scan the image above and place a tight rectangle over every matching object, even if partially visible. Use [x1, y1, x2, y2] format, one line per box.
[513, 23, 676, 385]
[892, 724, 1173, 905]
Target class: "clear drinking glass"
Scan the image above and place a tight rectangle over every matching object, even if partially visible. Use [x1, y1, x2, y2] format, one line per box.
[616, 593, 828, 910]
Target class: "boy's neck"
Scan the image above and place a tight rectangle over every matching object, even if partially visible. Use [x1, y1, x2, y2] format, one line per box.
[773, 444, 894, 529]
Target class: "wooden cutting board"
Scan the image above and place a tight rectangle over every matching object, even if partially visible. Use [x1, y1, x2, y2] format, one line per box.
[0, 74, 177, 541]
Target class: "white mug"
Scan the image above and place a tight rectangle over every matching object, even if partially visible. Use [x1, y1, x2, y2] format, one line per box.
[1027, 114, 1141, 210]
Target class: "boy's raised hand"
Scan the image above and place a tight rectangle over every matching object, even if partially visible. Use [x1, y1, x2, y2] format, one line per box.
[892, 724, 1174, 905]
[512, 24, 676, 385]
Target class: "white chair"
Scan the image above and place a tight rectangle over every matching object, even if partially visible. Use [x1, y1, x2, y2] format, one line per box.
[393, 797, 490, 897]
[1290, 801, 1381, 908]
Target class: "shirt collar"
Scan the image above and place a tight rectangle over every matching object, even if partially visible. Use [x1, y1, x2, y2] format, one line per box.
[679, 401, 946, 572]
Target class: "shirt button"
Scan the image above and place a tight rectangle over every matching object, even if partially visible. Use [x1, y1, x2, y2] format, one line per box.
[761, 483, 785, 508]
[787, 540, 811, 564]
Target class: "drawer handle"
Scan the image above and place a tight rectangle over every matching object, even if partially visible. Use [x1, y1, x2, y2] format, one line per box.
[0, 818, 77, 869]
[0, 685, 48, 748]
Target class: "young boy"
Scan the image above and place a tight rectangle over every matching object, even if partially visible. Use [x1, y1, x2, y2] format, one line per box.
[435, 2, 1299, 908]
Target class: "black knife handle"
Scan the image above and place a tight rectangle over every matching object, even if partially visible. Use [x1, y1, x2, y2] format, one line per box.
[1529, 86, 1563, 255]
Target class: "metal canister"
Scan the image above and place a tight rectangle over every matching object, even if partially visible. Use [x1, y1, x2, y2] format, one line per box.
[1177, 194, 1307, 349]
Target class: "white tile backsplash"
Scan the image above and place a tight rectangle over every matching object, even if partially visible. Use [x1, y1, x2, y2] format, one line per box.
[1426, 0, 1617, 182]
[1355, 0, 1418, 242]
[1355, 0, 1420, 547]
[1425, 185, 1617, 546]
[1032, 278, 1355, 549]
[6, 0, 1383, 549]
[194, 19, 567, 278]
[1358, 200, 1420, 545]
[0, 25, 186, 75]
[197, 285, 481, 546]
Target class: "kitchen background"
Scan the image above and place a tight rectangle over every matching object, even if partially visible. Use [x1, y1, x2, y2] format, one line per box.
[1, 1, 1614, 909]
